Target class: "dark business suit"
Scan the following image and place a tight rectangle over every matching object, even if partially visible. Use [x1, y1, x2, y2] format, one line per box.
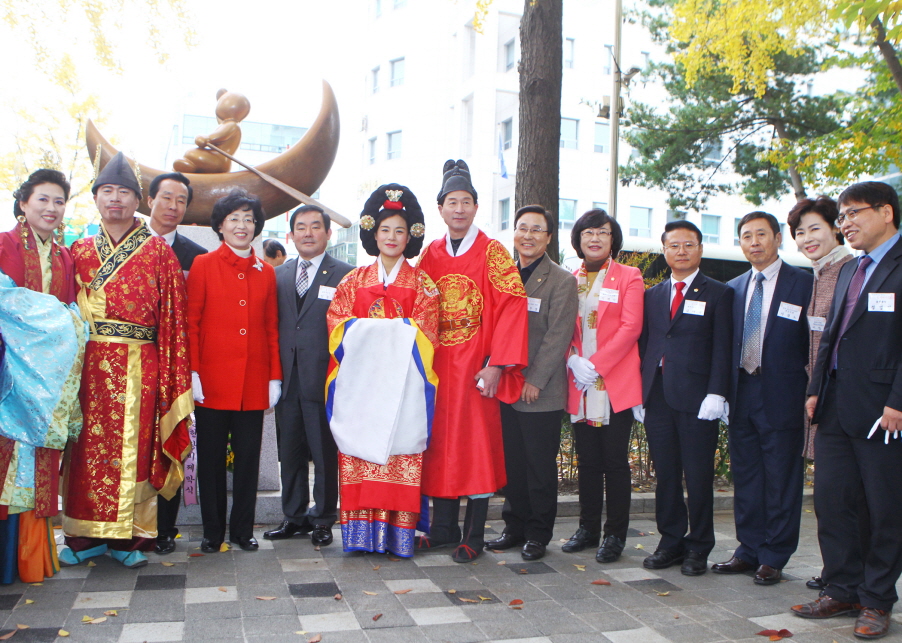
[275, 254, 352, 527]
[157, 231, 207, 539]
[639, 272, 733, 556]
[726, 261, 812, 569]
[809, 235, 902, 611]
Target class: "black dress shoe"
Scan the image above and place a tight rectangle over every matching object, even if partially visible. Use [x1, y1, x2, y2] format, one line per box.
[643, 548, 685, 570]
[230, 536, 259, 551]
[485, 533, 526, 551]
[596, 535, 625, 563]
[807, 576, 825, 590]
[263, 519, 312, 540]
[200, 538, 222, 553]
[680, 551, 707, 576]
[154, 535, 176, 555]
[711, 556, 756, 574]
[561, 527, 601, 553]
[754, 564, 782, 585]
[311, 525, 333, 546]
[521, 540, 546, 561]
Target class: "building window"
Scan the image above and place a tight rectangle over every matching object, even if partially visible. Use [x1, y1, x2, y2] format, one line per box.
[702, 140, 723, 166]
[593, 202, 608, 212]
[701, 214, 720, 244]
[501, 118, 513, 150]
[387, 131, 401, 160]
[559, 199, 578, 230]
[629, 206, 652, 238]
[734, 217, 743, 246]
[666, 209, 687, 223]
[390, 58, 405, 87]
[560, 118, 579, 150]
[368, 137, 376, 165]
[182, 115, 306, 154]
[564, 37, 575, 69]
[499, 198, 511, 231]
[371, 66, 380, 94]
[594, 122, 610, 153]
[504, 39, 515, 71]
[604, 44, 613, 75]
[641, 51, 650, 68]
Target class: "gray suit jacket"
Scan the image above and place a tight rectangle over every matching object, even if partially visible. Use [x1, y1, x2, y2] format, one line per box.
[275, 254, 353, 403]
[512, 254, 579, 413]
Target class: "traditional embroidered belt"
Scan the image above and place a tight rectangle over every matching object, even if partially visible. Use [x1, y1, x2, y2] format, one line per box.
[90, 321, 157, 343]
[438, 316, 482, 332]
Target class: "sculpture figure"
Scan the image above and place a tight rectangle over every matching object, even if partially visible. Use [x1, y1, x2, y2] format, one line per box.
[173, 89, 250, 174]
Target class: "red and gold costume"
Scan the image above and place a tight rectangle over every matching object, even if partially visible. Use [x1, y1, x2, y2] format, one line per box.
[326, 260, 439, 557]
[417, 230, 528, 498]
[0, 221, 78, 582]
[62, 220, 193, 549]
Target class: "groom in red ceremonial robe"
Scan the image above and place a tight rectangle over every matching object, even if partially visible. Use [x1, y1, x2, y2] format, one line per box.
[416, 159, 528, 562]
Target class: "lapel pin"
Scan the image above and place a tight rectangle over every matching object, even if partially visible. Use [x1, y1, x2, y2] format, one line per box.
[693, 288, 698, 292]
[322, 270, 327, 274]
[610, 276, 615, 281]
[537, 278, 543, 282]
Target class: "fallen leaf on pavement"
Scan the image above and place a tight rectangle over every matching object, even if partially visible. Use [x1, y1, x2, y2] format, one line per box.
[458, 597, 478, 603]
[497, 561, 506, 565]
[637, 532, 646, 536]
[448, 589, 457, 594]
[509, 599, 524, 606]
[805, 509, 812, 513]
[491, 549, 506, 554]
[363, 591, 377, 596]
[518, 569, 528, 574]
[716, 489, 727, 492]
[29, 584, 41, 587]
[23, 600, 32, 605]
[219, 543, 230, 552]
[175, 534, 182, 539]
[591, 580, 611, 586]
[333, 594, 342, 600]
[86, 561, 96, 567]
[634, 544, 645, 550]
[218, 587, 227, 593]
[573, 564, 586, 571]
[103, 610, 117, 616]
[393, 589, 412, 594]
[58, 630, 69, 637]
[161, 562, 175, 567]
[372, 614, 382, 621]
[308, 635, 322, 643]
[387, 556, 400, 561]
[88, 617, 106, 624]
[189, 553, 204, 557]
[372, 565, 381, 571]
[657, 592, 670, 596]
[81, 616, 93, 622]
[255, 597, 277, 601]
[294, 632, 306, 636]
[314, 546, 320, 551]
[0, 631, 15, 640]
[478, 595, 492, 601]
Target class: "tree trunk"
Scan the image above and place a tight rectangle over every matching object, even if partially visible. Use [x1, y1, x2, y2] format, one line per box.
[872, 18, 902, 97]
[516, 0, 563, 262]
[772, 119, 807, 201]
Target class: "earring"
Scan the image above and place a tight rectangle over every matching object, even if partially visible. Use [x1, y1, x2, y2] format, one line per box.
[16, 215, 30, 250]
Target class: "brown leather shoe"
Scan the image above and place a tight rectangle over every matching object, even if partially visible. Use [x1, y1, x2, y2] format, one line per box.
[754, 564, 782, 585]
[791, 595, 861, 619]
[711, 556, 755, 574]
[854, 607, 891, 639]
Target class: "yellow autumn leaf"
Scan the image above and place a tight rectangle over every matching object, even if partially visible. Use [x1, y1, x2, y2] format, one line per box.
[24, 600, 33, 605]
[88, 617, 107, 624]
[363, 591, 377, 596]
[573, 564, 586, 571]
[255, 596, 277, 601]
[219, 542, 230, 552]
[103, 610, 117, 616]
[81, 616, 93, 622]
[448, 589, 457, 594]
[16, 624, 29, 629]
[175, 534, 182, 539]
[58, 630, 70, 637]
[161, 562, 175, 567]
[657, 591, 670, 596]
[372, 565, 381, 571]
[86, 561, 96, 567]
[478, 595, 492, 601]
[634, 543, 645, 550]
[30, 583, 42, 587]
[218, 587, 227, 592]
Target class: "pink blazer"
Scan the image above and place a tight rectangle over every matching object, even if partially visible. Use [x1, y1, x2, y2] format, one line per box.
[566, 260, 644, 414]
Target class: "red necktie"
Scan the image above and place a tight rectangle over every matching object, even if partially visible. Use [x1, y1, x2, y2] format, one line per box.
[671, 281, 685, 319]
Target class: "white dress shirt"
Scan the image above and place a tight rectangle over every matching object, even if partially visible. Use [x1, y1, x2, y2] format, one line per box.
[295, 251, 326, 284]
[744, 258, 782, 340]
[669, 269, 700, 307]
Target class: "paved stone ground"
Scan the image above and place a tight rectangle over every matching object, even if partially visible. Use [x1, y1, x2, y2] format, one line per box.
[1, 510, 899, 642]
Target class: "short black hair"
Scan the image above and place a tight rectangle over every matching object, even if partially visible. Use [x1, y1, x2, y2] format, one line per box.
[13, 169, 70, 218]
[838, 181, 900, 229]
[149, 172, 193, 206]
[289, 205, 331, 231]
[661, 220, 702, 245]
[571, 209, 623, 259]
[737, 211, 780, 237]
[262, 238, 286, 258]
[514, 204, 554, 232]
[210, 188, 266, 240]
[438, 190, 478, 206]
[786, 196, 843, 244]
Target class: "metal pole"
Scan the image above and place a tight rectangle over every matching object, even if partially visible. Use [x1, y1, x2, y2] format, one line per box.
[608, 0, 623, 219]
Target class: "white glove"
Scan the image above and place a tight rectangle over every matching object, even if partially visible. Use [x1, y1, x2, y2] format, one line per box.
[269, 380, 282, 408]
[567, 354, 598, 387]
[576, 380, 591, 393]
[191, 371, 204, 404]
[632, 405, 646, 423]
[698, 394, 726, 421]
[720, 401, 730, 426]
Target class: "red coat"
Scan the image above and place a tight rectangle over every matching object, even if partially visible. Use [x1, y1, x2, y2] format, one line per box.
[187, 243, 281, 410]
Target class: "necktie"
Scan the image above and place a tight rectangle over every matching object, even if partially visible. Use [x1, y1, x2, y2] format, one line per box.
[296, 260, 313, 298]
[671, 281, 685, 319]
[740, 272, 766, 374]
[831, 255, 873, 369]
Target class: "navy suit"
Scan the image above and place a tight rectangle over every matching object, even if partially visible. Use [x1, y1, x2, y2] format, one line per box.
[726, 261, 812, 569]
[808, 236, 902, 611]
[639, 272, 733, 556]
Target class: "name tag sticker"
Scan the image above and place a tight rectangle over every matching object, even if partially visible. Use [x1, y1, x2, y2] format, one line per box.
[808, 316, 827, 332]
[599, 288, 619, 304]
[527, 297, 541, 313]
[318, 285, 336, 301]
[869, 292, 895, 312]
[777, 301, 802, 321]
[683, 300, 706, 316]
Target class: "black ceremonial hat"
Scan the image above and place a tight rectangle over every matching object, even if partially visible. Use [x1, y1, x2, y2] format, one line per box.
[92, 151, 142, 197]
[359, 183, 426, 259]
[436, 159, 477, 204]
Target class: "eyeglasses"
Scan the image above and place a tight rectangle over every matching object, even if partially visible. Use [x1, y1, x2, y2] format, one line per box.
[664, 242, 699, 251]
[580, 229, 612, 239]
[225, 216, 255, 225]
[515, 225, 548, 235]
[837, 205, 882, 225]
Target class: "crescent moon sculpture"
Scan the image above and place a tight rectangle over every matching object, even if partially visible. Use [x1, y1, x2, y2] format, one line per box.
[86, 80, 341, 226]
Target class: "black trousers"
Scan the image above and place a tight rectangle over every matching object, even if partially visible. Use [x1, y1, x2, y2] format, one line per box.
[816, 383, 902, 611]
[195, 407, 263, 542]
[572, 406, 633, 541]
[156, 487, 181, 539]
[644, 372, 719, 556]
[274, 362, 338, 526]
[499, 404, 562, 545]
